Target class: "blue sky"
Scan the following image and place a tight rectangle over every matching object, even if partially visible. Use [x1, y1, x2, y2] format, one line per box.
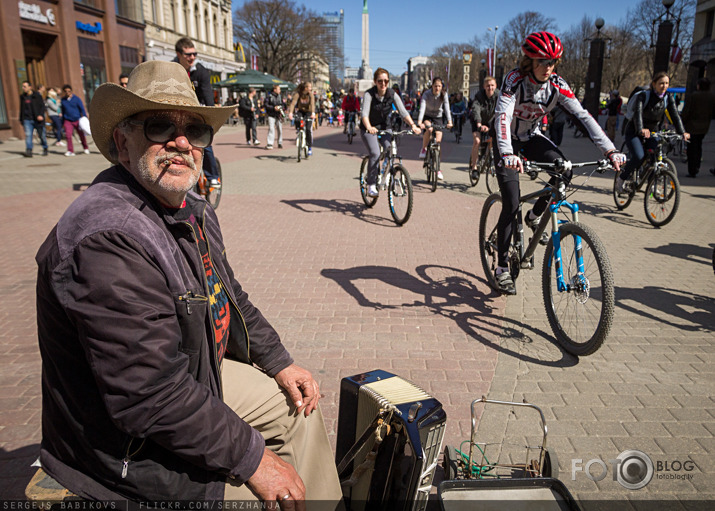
[234, 0, 646, 73]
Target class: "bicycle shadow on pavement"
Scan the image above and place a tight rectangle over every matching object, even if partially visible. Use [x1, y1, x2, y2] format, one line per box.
[253, 154, 303, 164]
[0, 444, 40, 499]
[616, 285, 714, 333]
[280, 198, 397, 227]
[644, 242, 714, 268]
[321, 264, 578, 367]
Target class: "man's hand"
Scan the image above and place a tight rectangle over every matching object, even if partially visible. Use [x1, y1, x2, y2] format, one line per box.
[246, 449, 306, 511]
[447, 122, 453, 129]
[480, 124, 489, 133]
[683, 132, 690, 142]
[640, 128, 651, 138]
[502, 154, 523, 172]
[274, 364, 321, 416]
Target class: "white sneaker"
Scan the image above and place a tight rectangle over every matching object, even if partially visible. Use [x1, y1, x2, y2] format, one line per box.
[419, 148, 427, 158]
[437, 170, 444, 180]
[266, 145, 273, 149]
[253, 140, 261, 146]
[59, 141, 66, 146]
[210, 178, 220, 186]
[64, 151, 75, 157]
[367, 184, 379, 197]
[83, 149, 90, 155]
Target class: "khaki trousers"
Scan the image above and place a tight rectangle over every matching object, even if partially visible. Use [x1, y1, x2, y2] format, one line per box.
[221, 360, 343, 505]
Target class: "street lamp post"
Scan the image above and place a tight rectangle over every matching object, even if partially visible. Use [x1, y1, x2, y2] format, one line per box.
[583, 18, 607, 118]
[653, 0, 679, 74]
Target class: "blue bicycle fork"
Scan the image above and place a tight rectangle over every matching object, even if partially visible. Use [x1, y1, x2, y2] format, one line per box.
[549, 199, 583, 293]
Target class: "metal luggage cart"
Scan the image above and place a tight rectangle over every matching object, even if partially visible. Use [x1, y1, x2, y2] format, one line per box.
[439, 397, 579, 511]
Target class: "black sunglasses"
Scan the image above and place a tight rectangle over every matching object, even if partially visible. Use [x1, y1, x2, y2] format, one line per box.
[182, 52, 198, 58]
[536, 58, 557, 67]
[126, 118, 214, 148]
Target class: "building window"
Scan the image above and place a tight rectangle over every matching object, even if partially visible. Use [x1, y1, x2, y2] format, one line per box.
[193, 3, 199, 39]
[74, 0, 98, 8]
[213, 14, 218, 46]
[170, 0, 176, 29]
[706, 10, 714, 39]
[0, 73, 8, 126]
[115, 0, 143, 23]
[183, 1, 189, 36]
[151, 0, 157, 22]
[120, 45, 140, 75]
[204, 9, 209, 43]
[78, 37, 107, 104]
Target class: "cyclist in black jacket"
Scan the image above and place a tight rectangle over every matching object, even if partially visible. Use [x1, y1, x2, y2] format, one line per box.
[617, 71, 689, 192]
[469, 76, 499, 172]
[175, 37, 220, 184]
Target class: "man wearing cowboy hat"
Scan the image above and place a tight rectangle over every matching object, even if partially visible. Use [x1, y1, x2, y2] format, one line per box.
[35, 61, 342, 507]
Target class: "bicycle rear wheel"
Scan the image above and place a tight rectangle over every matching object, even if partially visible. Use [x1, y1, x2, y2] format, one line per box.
[542, 222, 614, 356]
[206, 157, 223, 209]
[359, 156, 378, 208]
[479, 193, 510, 292]
[644, 166, 680, 227]
[388, 164, 413, 225]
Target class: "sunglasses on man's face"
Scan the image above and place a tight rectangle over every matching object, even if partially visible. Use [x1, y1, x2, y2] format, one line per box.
[127, 118, 214, 148]
[182, 52, 198, 58]
[536, 59, 557, 68]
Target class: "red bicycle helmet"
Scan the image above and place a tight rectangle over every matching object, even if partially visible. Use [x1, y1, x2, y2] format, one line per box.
[522, 32, 563, 60]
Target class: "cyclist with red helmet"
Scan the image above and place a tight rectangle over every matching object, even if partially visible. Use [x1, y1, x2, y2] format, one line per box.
[491, 31, 626, 295]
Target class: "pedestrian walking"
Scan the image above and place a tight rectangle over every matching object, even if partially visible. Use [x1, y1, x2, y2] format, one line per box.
[45, 89, 65, 147]
[681, 77, 715, 178]
[605, 90, 622, 142]
[265, 84, 284, 149]
[239, 88, 260, 145]
[19, 81, 48, 157]
[60, 84, 90, 156]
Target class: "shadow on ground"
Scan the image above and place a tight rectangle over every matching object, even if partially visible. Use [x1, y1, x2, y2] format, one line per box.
[322, 264, 579, 368]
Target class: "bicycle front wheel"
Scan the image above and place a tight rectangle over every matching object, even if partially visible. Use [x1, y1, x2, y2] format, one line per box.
[612, 171, 635, 210]
[206, 158, 223, 209]
[479, 193, 505, 291]
[484, 152, 498, 194]
[388, 164, 413, 225]
[644, 166, 680, 227]
[359, 156, 378, 208]
[430, 148, 439, 192]
[296, 131, 303, 162]
[542, 222, 614, 356]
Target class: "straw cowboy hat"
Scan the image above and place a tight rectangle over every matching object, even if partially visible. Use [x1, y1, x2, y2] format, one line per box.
[89, 60, 235, 163]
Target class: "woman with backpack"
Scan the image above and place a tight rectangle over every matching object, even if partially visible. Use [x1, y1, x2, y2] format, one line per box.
[617, 71, 689, 193]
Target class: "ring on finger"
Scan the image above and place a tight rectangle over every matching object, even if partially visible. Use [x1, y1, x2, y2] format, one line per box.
[281, 494, 290, 501]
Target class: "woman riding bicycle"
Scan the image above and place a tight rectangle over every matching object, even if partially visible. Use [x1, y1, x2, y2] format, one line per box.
[360, 68, 421, 198]
[469, 76, 500, 173]
[288, 82, 316, 156]
[617, 71, 689, 193]
[492, 31, 625, 295]
[418, 77, 453, 180]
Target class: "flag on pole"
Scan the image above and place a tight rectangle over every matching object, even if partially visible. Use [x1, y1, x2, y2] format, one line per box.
[486, 48, 494, 76]
[251, 55, 258, 70]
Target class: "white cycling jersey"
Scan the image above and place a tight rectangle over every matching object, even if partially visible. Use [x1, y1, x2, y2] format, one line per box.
[495, 68, 615, 157]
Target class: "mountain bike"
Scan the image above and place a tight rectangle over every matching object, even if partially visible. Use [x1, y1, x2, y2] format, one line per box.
[423, 124, 444, 192]
[345, 112, 357, 144]
[452, 112, 465, 144]
[468, 134, 498, 193]
[613, 130, 681, 227]
[479, 158, 615, 356]
[359, 129, 415, 225]
[195, 157, 222, 209]
[295, 114, 310, 162]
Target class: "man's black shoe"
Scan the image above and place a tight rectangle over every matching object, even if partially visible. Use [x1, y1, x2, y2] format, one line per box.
[42, 148, 49, 156]
[24, 150, 33, 158]
[496, 271, 517, 295]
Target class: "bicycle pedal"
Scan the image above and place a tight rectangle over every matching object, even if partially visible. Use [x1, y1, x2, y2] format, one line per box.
[520, 256, 534, 269]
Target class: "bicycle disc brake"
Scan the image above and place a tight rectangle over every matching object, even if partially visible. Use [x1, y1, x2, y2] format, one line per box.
[570, 274, 590, 304]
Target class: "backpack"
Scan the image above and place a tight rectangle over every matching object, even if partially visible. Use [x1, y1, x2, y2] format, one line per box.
[624, 87, 668, 122]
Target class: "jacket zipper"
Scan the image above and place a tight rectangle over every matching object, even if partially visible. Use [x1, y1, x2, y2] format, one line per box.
[184, 204, 251, 397]
[121, 437, 146, 479]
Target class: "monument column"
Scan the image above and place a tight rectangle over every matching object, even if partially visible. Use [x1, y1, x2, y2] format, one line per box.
[359, 0, 372, 79]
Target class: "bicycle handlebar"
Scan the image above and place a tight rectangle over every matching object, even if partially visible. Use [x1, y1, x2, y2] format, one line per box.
[650, 130, 684, 142]
[376, 129, 416, 137]
[523, 158, 614, 180]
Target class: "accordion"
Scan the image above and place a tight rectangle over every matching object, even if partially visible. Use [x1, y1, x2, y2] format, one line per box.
[335, 370, 447, 511]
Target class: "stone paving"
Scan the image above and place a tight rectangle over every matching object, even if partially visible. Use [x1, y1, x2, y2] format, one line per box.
[0, 118, 712, 509]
